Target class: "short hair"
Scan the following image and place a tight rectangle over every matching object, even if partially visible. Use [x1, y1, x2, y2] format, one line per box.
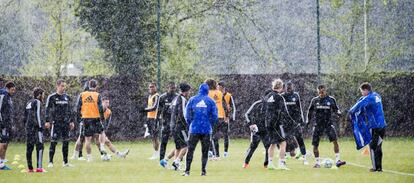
[33, 87, 44, 98]
[317, 84, 326, 90]
[149, 82, 157, 87]
[102, 96, 110, 101]
[56, 79, 66, 86]
[167, 81, 175, 87]
[218, 81, 225, 87]
[271, 79, 283, 90]
[204, 78, 217, 90]
[89, 79, 98, 89]
[360, 82, 372, 91]
[179, 83, 191, 92]
[5, 81, 15, 89]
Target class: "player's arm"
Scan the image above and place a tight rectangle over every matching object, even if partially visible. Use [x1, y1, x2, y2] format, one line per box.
[76, 93, 83, 122]
[65, 95, 73, 124]
[306, 98, 316, 125]
[35, 100, 42, 130]
[210, 99, 219, 125]
[222, 95, 229, 118]
[296, 93, 305, 125]
[245, 100, 261, 127]
[44, 94, 53, 123]
[331, 97, 341, 115]
[97, 94, 104, 121]
[105, 113, 112, 130]
[229, 96, 236, 121]
[349, 96, 370, 114]
[157, 94, 166, 119]
[184, 98, 193, 125]
[0, 94, 4, 126]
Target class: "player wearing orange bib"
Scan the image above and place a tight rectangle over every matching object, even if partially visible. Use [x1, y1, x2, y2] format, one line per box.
[141, 82, 161, 160]
[76, 79, 106, 162]
[205, 79, 228, 159]
[218, 81, 236, 157]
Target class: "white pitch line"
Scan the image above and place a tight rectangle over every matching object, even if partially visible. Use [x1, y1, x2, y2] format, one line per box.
[348, 162, 414, 177]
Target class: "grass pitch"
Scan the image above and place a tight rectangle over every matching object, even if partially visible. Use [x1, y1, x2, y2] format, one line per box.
[1, 138, 413, 183]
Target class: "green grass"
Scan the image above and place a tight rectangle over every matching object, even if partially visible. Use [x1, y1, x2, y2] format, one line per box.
[1, 138, 414, 183]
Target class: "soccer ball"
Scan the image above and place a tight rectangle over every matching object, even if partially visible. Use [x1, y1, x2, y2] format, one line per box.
[101, 154, 112, 161]
[323, 158, 333, 168]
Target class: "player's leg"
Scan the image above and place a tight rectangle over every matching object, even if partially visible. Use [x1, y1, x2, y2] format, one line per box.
[369, 128, 385, 172]
[312, 126, 322, 168]
[328, 124, 345, 167]
[0, 127, 11, 170]
[172, 130, 187, 170]
[294, 130, 308, 164]
[223, 122, 230, 157]
[48, 124, 57, 167]
[200, 134, 210, 176]
[184, 134, 199, 176]
[148, 120, 160, 159]
[61, 126, 70, 166]
[26, 142, 35, 171]
[159, 124, 170, 161]
[35, 142, 44, 170]
[262, 133, 270, 168]
[244, 132, 261, 167]
[277, 140, 289, 170]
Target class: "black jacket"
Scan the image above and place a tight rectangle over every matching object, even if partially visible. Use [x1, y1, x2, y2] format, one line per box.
[0, 89, 14, 128]
[158, 92, 178, 126]
[307, 95, 340, 126]
[282, 92, 305, 125]
[45, 93, 72, 124]
[24, 99, 43, 132]
[264, 91, 294, 131]
[245, 99, 266, 132]
[170, 94, 188, 132]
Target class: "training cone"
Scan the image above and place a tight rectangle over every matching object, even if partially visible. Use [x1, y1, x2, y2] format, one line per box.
[11, 161, 19, 165]
[18, 164, 25, 169]
[361, 147, 370, 156]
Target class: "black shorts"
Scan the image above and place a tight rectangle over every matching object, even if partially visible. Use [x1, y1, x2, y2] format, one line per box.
[146, 118, 160, 138]
[0, 127, 11, 143]
[312, 124, 338, 147]
[268, 124, 286, 144]
[213, 120, 229, 138]
[83, 119, 104, 137]
[51, 122, 70, 142]
[173, 129, 188, 149]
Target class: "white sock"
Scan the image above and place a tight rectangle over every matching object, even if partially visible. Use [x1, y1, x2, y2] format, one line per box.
[279, 158, 286, 166]
[303, 154, 307, 160]
[316, 157, 321, 165]
[87, 154, 92, 159]
[269, 159, 273, 165]
[174, 158, 180, 163]
[100, 144, 105, 151]
[74, 150, 79, 157]
[335, 153, 340, 162]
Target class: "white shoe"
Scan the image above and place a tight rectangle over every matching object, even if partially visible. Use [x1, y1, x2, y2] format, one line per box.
[303, 160, 309, 165]
[277, 164, 290, 170]
[148, 152, 159, 160]
[77, 157, 86, 161]
[70, 154, 76, 160]
[117, 149, 130, 158]
[224, 152, 229, 158]
[86, 156, 92, 163]
[47, 162, 53, 168]
[63, 163, 74, 168]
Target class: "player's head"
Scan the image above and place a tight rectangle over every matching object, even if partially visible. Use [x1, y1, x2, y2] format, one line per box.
[179, 83, 192, 97]
[317, 84, 327, 97]
[271, 78, 284, 92]
[204, 78, 217, 90]
[285, 81, 294, 93]
[88, 79, 98, 90]
[56, 79, 67, 94]
[33, 87, 45, 101]
[359, 82, 372, 96]
[102, 96, 110, 109]
[148, 82, 157, 94]
[83, 81, 89, 91]
[167, 81, 176, 93]
[218, 81, 226, 92]
[5, 81, 16, 95]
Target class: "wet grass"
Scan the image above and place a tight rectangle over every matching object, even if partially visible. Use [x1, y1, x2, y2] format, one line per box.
[1, 137, 413, 183]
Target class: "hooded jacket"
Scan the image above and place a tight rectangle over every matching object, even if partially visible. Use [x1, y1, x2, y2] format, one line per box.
[185, 83, 218, 134]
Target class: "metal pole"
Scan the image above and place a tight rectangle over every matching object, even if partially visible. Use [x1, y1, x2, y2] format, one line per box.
[316, 0, 321, 83]
[364, 0, 368, 71]
[156, 0, 161, 88]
